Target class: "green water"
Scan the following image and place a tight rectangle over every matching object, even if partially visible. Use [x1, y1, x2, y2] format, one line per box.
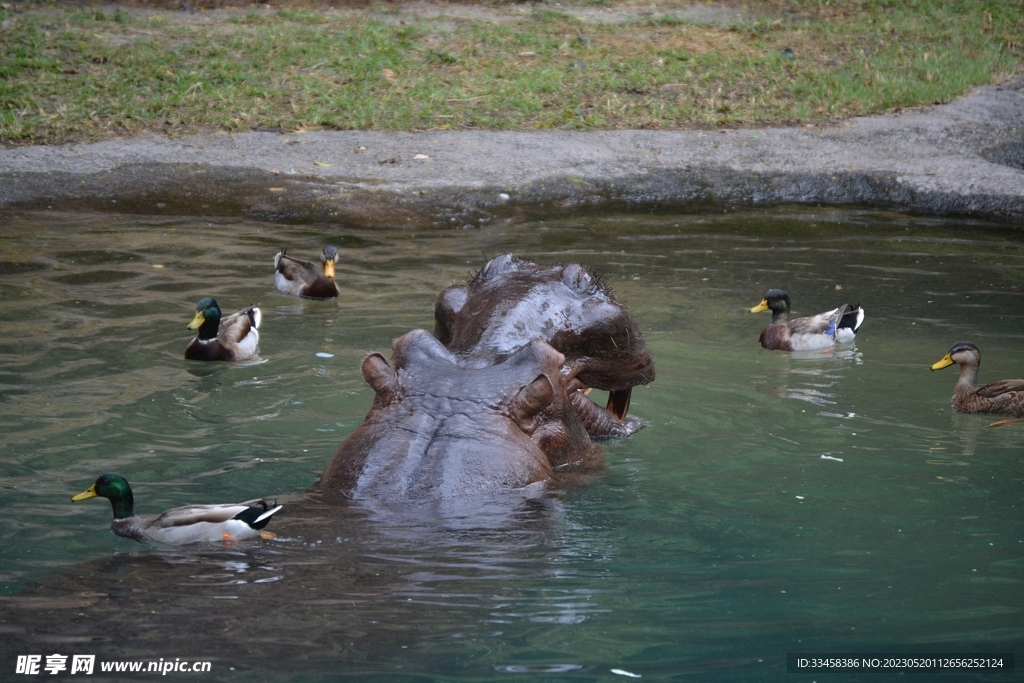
[1, 208, 1022, 681]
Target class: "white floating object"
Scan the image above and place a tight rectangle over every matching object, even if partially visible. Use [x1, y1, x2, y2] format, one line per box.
[413, 154, 429, 160]
[820, 455, 844, 462]
[498, 192, 510, 200]
[795, 495, 805, 500]
[316, 352, 334, 358]
[611, 670, 641, 679]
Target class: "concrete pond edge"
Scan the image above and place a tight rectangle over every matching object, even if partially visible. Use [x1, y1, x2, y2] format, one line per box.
[1, 80, 1022, 227]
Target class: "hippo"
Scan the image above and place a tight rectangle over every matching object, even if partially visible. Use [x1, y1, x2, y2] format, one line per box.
[320, 329, 571, 504]
[321, 255, 654, 505]
[435, 254, 655, 445]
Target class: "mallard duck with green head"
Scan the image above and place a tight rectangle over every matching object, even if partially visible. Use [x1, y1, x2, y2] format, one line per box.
[71, 473, 282, 545]
[750, 289, 865, 351]
[930, 341, 1024, 418]
[185, 297, 261, 361]
[274, 245, 340, 300]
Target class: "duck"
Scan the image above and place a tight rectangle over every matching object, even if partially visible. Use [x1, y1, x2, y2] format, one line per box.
[930, 341, 1024, 420]
[750, 289, 865, 351]
[274, 245, 340, 299]
[185, 297, 260, 361]
[71, 473, 283, 545]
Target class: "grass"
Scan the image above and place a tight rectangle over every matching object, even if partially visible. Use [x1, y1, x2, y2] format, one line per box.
[0, 0, 1021, 145]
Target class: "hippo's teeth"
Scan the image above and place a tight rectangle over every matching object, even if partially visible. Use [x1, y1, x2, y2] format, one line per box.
[580, 387, 592, 396]
[606, 388, 632, 422]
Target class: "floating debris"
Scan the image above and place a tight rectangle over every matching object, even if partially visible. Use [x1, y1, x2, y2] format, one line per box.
[611, 669, 642, 678]
[494, 664, 583, 674]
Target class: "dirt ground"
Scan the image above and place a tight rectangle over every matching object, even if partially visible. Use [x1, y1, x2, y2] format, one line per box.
[110, 0, 766, 25]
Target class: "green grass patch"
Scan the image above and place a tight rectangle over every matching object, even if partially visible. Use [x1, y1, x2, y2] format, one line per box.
[0, 0, 1020, 144]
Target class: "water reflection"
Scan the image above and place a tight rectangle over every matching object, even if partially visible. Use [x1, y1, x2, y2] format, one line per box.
[759, 346, 866, 405]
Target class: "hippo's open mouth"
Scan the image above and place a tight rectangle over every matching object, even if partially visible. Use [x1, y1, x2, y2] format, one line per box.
[568, 385, 637, 438]
[568, 378, 632, 422]
[434, 254, 655, 439]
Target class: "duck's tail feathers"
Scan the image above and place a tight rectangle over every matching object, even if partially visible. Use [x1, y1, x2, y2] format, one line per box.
[839, 304, 865, 333]
[827, 304, 863, 344]
[254, 504, 283, 526]
[248, 306, 262, 329]
[234, 500, 282, 529]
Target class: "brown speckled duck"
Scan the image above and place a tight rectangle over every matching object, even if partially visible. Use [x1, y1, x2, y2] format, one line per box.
[750, 289, 864, 351]
[274, 245, 340, 300]
[185, 297, 261, 362]
[72, 473, 282, 545]
[930, 341, 1024, 418]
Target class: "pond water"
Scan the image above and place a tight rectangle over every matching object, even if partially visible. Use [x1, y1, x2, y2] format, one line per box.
[1, 208, 1022, 681]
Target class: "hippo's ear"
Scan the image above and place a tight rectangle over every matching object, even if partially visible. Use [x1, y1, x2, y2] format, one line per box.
[509, 374, 555, 434]
[361, 353, 397, 403]
[477, 254, 519, 281]
[561, 262, 602, 296]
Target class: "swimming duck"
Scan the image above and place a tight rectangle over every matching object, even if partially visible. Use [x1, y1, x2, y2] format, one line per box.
[274, 245, 340, 300]
[185, 297, 261, 361]
[750, 289, 865, 351]
[930, 341, 1024, 418]
[71, 473, 283, 545]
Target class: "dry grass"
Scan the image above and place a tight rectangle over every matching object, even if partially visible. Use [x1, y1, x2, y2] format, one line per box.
[1, 0, 1021, 144]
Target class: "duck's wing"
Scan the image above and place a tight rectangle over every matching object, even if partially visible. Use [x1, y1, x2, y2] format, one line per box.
[970, 379, 1024, 417]
[790, 304, 863, 340]
[975, 379, 1024, 399]
[218, 306, 260, 359]
[219, 306, 260, 339]
[274, 251, 321, 295]
[146, 503, 255, 528]
[788, 307, 844, 336]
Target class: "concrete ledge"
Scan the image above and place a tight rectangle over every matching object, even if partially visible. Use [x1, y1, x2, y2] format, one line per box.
[2, 80, 1022, 226]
